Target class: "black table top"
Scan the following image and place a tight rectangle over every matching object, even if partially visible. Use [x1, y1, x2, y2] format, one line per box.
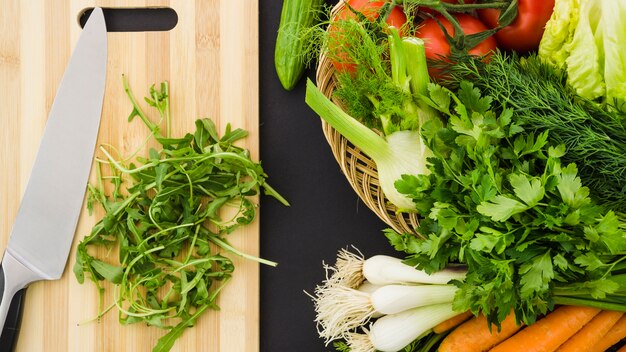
[259, 2, 398, 351]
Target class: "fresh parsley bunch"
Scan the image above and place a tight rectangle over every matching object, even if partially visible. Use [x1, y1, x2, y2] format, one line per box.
[387, 81, 626, 327]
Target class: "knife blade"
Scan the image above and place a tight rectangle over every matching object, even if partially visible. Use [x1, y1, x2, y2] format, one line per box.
[0, 8, 107, 350]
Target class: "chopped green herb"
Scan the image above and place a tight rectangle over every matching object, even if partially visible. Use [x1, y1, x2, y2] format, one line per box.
[74, 77, 288, 352]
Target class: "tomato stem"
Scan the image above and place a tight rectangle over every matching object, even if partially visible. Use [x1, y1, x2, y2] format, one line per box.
[442, 2, 509, 10]
[393, 0, 510, 10]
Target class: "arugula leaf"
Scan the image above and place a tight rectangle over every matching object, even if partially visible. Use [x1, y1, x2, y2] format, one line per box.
[90, 260, 124, 284]
[74, 79, 287, 352]
[153, 305, 208, 352]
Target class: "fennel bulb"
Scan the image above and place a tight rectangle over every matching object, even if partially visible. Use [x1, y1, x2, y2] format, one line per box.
[305, 29, 441, 211]
[306, 80, 431, 210]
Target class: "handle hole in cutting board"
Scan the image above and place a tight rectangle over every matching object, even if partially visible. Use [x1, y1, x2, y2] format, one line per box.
[79, 8, 178, 32]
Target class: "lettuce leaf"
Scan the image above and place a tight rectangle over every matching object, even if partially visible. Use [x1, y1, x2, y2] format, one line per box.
[599, 1, 626, 107]
[565, 0, 604, 100]
[538, 0, 580, 68]
[538, 0, 626, 106]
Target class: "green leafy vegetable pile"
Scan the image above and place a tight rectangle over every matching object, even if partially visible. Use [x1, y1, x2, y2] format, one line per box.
[448, 53, 626, 212]
[304, 2, 626, 350]
[387, 80, 626, 326]
[73, 78, 288, 352]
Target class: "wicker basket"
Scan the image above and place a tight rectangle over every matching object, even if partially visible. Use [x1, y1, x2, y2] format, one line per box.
[314, 1, 420, 235]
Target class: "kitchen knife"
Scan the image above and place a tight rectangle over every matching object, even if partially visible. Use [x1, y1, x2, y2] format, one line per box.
[0, 8, 107, 350]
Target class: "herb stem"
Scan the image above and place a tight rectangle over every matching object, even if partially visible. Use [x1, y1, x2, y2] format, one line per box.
[262, 183, 290, 206]
[209, 236, 278, 267]
[553, 296, 626, 312]
[551, 226, 576, 235]
[100, 146, 158, 174]
[164, 81, 171, 138]
[122, 75, 157, 132]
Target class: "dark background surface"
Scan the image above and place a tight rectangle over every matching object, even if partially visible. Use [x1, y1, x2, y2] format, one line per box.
[258, 2, 397, 351]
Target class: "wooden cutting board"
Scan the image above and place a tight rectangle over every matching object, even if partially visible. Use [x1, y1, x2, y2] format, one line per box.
[0, 1, 261, 351]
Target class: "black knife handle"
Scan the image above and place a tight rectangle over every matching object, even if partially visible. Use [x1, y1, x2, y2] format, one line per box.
[0, 252, 40, 352]
[0, 279, 25, 352]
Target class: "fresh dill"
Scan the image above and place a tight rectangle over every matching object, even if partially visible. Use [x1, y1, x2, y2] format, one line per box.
[447, 53, 626, 212]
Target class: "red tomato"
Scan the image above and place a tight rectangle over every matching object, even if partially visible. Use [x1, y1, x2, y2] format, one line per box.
[329, 0, 408, 73]
[416, 14, 497, 77]
[478, 0, 555, 53]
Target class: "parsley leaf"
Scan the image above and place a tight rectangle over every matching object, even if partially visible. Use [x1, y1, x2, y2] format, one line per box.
[509, 173, 544, 207]
[390, 79, 626, 327]
[519, 252, 554, 300]
[477, 196, 528, 222]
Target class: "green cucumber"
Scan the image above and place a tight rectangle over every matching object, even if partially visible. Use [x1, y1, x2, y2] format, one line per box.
[274, 0, 323, 91]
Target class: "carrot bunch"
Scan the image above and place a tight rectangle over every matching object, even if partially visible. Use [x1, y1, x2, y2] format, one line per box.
[435, 305, 626, 352]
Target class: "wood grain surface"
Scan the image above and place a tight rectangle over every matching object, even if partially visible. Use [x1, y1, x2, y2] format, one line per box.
[0, 1, 260, 351]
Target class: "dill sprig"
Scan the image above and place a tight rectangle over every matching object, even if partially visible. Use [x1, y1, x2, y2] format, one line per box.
[330, 19, 410, 133]
[448, 53, 626, 212]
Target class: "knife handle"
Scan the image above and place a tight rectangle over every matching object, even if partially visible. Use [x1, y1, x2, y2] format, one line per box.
[0, 251, 41, 352]
[0, 288, 25, 352]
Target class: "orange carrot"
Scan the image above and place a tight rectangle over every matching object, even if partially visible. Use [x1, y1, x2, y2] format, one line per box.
[619, 346, 626, 352]
[590, 314, 626, 352]
[556, 310, 623, 352]
[433, 310, 474, 334]
[438, 310, 523, 352]
[489, 305, 601, 352]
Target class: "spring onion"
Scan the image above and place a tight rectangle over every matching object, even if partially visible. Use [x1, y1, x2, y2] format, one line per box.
[358, 280, 382, 294]
[346, 303, 459, 352]
[371, 284, 457, 314]
[312, 282, 457, 343]
[310, 248, 467, 344]
[329, 248, 467, 288]
[359, 281, 384, 319]
[363, 255, 467, 286]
